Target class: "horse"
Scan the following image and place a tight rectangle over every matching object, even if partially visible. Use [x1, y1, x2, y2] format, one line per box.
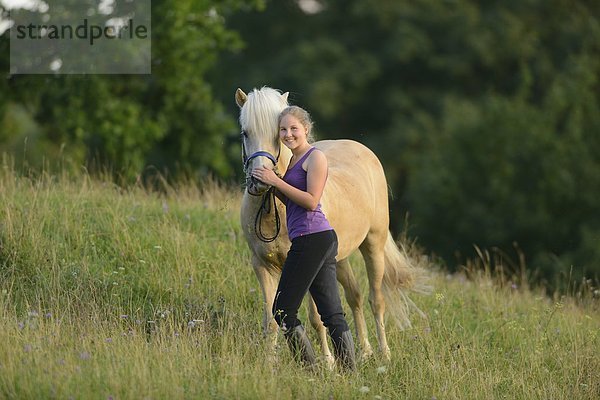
[235, 86, 429, 364]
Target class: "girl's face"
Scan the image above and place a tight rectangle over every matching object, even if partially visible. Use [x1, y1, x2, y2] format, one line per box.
[279, 114, 309, 151]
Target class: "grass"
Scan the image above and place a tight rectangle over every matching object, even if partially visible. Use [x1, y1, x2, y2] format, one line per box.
[0, 164, 598, 399]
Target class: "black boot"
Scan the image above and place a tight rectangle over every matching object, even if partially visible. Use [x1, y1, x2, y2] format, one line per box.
[285, 325, 317, 366]
[331, 330, 357, 371]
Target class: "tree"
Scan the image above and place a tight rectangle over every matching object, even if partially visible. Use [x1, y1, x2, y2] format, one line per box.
[1, 0, 265, 177]
[212, 0, 600, 283]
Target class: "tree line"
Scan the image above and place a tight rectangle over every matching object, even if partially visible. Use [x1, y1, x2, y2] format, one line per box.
[1, 0, 599, 285]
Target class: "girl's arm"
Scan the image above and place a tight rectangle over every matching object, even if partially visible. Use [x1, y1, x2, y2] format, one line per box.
[251, 150, 327, 211]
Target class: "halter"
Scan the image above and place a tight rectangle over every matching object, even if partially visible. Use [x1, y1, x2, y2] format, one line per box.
[241, 130, 281, 172]
[244, 150, 277, 171]
[241, 130, 282, 242]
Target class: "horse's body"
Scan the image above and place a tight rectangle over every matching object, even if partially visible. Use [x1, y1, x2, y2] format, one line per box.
[236, 87, 427, 364]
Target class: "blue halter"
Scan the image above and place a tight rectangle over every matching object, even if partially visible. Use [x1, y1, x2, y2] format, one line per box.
[243, 150, 278, 171]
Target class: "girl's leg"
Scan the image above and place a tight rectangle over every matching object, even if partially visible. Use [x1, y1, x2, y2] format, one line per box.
[272, 233, 332, 330]
[308, 231, 357, 370]
[272, 231, 338, 365]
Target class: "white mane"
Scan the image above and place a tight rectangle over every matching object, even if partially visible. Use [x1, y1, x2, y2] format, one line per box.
[239, 87, 288, 143]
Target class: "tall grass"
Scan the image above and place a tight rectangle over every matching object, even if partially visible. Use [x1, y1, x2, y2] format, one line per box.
[0, 164, 598, 399]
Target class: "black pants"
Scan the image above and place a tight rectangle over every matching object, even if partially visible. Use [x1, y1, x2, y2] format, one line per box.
[273, 230, 349, 341]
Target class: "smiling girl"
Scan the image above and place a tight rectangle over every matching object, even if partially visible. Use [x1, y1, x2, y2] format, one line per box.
[251, 106, 356, 371]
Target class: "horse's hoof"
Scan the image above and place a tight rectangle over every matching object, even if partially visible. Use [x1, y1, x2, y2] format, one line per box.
[324, 353, 336, 370]
[360, 346, 374, 361]
[382, 347, 391, 362]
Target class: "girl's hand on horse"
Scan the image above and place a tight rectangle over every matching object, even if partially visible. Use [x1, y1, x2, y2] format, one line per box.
[252, 165, 280, 186]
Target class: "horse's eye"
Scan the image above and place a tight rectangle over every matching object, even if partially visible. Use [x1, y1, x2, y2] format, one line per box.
[241, 130, 248, 138]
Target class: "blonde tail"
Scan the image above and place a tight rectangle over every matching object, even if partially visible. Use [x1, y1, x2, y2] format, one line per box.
[382, 232, 432, 329]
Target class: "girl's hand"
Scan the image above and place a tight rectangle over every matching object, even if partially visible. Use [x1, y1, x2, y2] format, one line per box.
[251, 166, 280, 186]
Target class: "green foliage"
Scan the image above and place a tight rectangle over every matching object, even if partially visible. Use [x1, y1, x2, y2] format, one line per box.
[0, 0, 265, 178]
[1, 0, 599, 282]
[213, 0, 600, 283]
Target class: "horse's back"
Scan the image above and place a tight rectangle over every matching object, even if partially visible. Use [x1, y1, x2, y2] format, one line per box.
[315, 139, 390, 258]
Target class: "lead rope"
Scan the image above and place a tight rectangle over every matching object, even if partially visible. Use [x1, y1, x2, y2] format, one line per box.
[242, 138, 283, 242]
[254, 186, 281, 242]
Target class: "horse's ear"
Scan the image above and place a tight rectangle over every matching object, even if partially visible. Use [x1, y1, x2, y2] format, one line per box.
[235, 88, 248, 108]
[281, 91, 289, 103]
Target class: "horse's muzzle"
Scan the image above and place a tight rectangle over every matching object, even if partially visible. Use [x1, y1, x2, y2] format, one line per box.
[247, 176, 271, 195]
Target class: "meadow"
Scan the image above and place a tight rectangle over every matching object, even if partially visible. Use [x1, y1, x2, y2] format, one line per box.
[0, 164, 598, 399]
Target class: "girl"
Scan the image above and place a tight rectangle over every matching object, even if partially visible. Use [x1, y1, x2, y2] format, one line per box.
[251, 106, 356, 370]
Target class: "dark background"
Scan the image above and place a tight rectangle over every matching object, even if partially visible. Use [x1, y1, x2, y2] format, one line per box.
[1, 0, 599, 288]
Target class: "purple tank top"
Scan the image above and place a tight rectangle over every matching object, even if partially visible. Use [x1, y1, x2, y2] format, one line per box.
[282, 147, 333, 241]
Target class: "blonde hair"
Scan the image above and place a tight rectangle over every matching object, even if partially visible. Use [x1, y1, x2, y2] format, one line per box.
[278, 106, 316, 143]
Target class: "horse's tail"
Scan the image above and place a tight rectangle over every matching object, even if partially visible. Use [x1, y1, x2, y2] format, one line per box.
[382, 232, 432, 329]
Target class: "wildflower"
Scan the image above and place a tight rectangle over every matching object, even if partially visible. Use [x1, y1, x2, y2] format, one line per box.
[376, 366, 386, 374]
[18, 322, 25, 330]
[154, 245, 162, 250]
[80, 352, 91, 360]
[359, 386, 370, 394]
[120, 315, 128, 319]
[23, 344, 32, 352]
[435, 293, 445, 302]
[555, 301, 564, 309]
[511, 283, 518, 290]
[45, 312, 52, 318]
[28, 311, 39, 318]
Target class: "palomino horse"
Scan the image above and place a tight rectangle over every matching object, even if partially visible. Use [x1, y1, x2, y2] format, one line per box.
[236, 86, 428, 364]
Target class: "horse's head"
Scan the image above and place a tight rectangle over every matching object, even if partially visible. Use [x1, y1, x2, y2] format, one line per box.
[236, 87, 290, 196]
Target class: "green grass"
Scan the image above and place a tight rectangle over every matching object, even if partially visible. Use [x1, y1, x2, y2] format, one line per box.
[0, 165, 598, 399]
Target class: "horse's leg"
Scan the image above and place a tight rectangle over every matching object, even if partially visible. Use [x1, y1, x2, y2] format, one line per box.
[359, 231, 391, 360]
[336, 258, 373, 359]
[251, 256, 280, 355]
[307, 296, 335, 368]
